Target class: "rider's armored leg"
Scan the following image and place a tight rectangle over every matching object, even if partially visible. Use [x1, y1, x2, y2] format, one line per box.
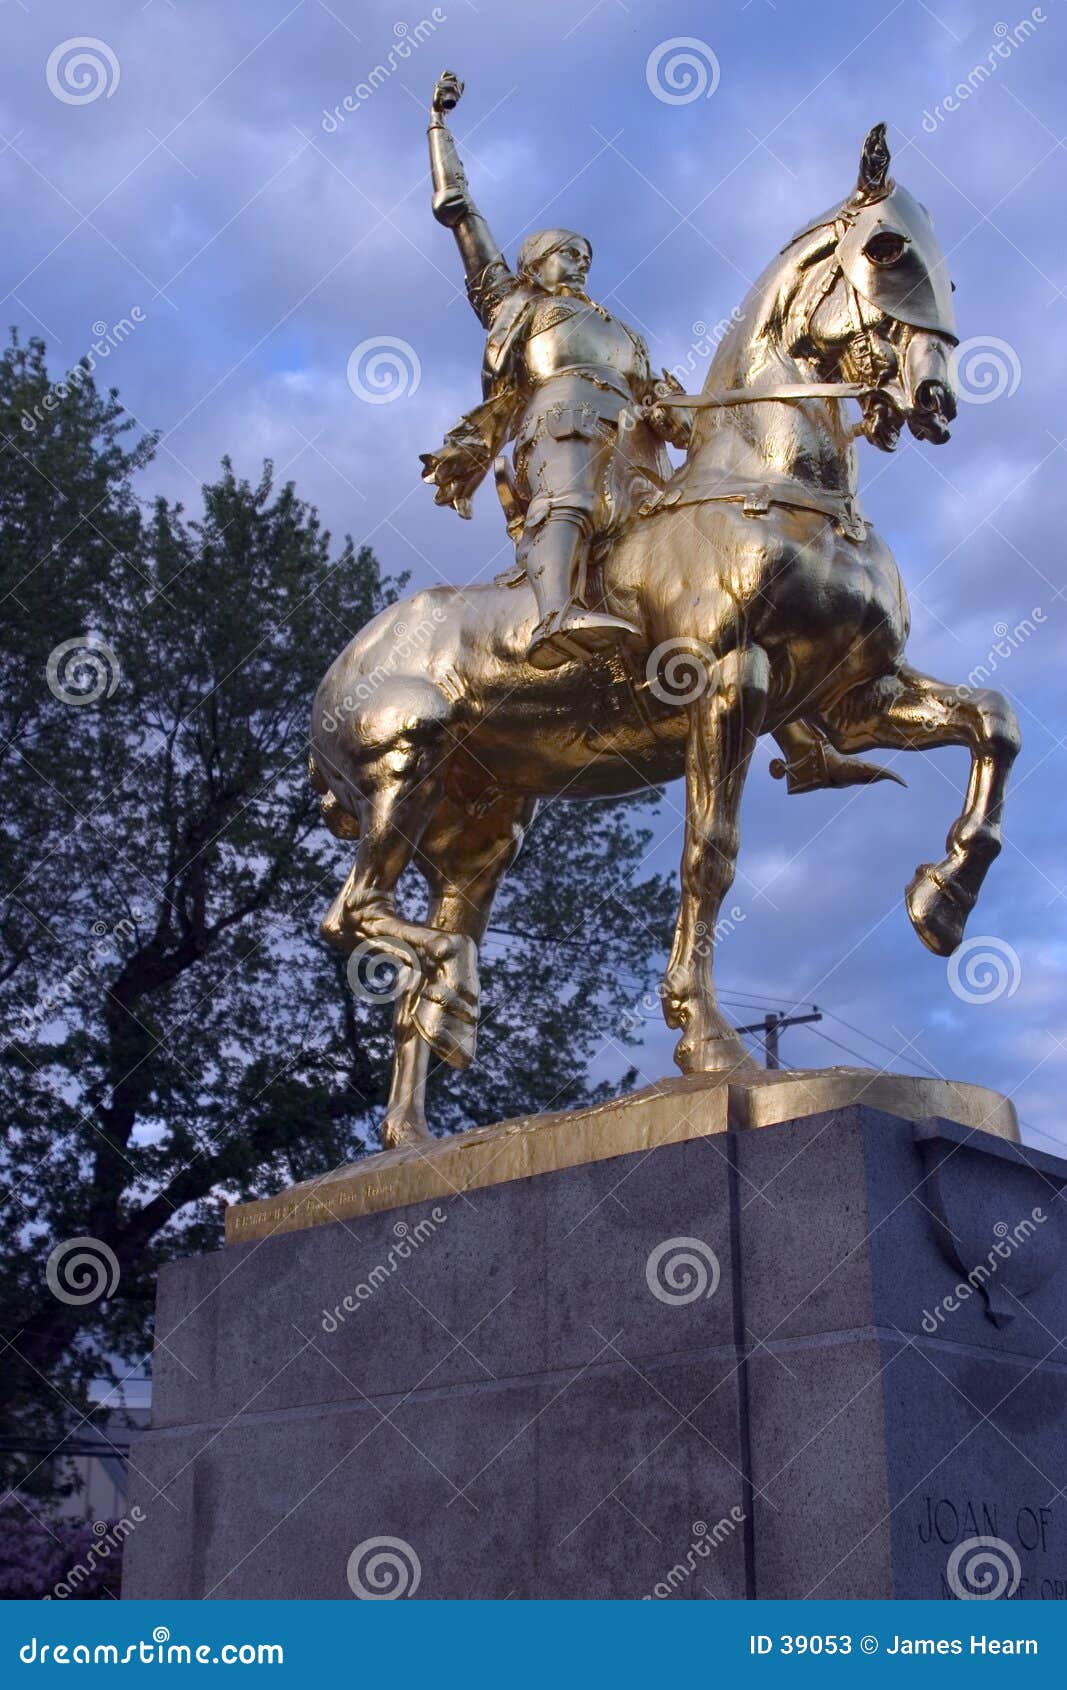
[518, 426, 641, 668]
[523, 510, 641, 668]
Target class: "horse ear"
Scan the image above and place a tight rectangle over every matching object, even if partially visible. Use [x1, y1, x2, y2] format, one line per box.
[856, 122, 892, 198]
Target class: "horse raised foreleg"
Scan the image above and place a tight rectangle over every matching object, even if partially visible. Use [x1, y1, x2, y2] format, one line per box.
[817, 665, 1021, 955]
[664, 645, 768, 1075]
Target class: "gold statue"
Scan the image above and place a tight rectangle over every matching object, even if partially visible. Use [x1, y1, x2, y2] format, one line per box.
[310, 85, 1019, 1147]
[420, 70, 690, 668]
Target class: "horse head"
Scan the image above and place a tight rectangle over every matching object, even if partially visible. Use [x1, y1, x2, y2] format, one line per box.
[778, 123, 958, 451]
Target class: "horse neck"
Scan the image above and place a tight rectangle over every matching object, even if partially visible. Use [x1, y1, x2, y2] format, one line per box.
[688, 267, 859, 499]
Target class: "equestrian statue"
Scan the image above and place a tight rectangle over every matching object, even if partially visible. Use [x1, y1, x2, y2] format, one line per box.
[309, 75, 1020, 1146]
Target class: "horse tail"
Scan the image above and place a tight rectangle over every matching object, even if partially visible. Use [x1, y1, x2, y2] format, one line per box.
[308, 752, 362, 842]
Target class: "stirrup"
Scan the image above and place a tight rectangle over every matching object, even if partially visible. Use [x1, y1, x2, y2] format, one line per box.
[526, 608, 642, 670]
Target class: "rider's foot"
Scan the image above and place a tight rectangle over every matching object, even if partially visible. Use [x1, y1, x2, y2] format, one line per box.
[526, 607, 642, 669]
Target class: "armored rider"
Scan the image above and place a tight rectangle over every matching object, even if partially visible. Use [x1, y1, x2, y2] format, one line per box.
[420, 70, 691, 669]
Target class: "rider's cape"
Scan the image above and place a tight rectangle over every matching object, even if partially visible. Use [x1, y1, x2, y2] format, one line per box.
[419, 281, 542, 520]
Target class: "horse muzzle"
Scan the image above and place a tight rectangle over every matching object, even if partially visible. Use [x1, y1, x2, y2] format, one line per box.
[903, 332, 957, 444]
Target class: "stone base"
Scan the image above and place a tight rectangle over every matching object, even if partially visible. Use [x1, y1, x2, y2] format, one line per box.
[225, 1067, 1017, 1242]
[122, 1076, 1067, 1601]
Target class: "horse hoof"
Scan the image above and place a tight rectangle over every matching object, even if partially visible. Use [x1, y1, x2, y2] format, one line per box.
[905, 862, 971, 957]
[673, 1030, 761, 1078]
[411, 935, 480, 1069]
[412, 991, 478, 1069]
[380, 1117, 434, 1152]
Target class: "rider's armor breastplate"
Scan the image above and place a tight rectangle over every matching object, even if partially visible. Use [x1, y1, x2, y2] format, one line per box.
[523, 296, 644, 391]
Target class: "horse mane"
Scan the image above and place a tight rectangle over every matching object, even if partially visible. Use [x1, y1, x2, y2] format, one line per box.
[700, 215, 846, 398]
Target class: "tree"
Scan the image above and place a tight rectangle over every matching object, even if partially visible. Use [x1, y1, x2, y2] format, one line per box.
[0, 341, 675, 1502]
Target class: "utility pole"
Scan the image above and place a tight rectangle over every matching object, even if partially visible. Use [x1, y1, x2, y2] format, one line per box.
[735, 1007, 822, 1069]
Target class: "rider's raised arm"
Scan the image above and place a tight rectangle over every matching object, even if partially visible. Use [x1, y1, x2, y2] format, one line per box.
[428, 72, 516, 327]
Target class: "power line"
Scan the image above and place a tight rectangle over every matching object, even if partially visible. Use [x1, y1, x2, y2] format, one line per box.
[819, 1007, 943, 1081]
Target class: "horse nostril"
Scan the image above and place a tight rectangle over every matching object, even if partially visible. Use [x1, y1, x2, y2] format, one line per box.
[916, 378, 955, 420]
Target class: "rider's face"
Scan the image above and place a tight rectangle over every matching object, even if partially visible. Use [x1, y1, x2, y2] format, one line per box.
[537, 241, 592, 291]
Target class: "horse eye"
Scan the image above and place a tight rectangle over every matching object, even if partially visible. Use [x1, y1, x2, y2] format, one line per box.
[864, 231, 907, 266]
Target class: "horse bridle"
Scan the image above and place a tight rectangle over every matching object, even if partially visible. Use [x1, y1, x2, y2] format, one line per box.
[656, 221, 901, 414]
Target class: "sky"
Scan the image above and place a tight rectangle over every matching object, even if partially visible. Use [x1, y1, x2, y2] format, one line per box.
[2, 0, 1065, 1152]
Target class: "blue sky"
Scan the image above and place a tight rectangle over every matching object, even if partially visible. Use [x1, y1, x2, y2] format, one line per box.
[3, 0, 1065, 1150]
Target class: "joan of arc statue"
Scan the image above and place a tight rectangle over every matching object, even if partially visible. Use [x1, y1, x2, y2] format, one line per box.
[419, 70, 691, 669]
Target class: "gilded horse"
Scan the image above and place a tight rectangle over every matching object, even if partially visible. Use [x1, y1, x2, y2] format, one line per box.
[309, 127, 1019, 1145]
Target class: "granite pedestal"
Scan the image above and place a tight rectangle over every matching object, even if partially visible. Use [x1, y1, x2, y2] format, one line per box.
[122, 1073, 1067, 1600]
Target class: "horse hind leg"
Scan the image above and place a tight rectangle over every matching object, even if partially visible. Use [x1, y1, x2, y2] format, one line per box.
[817, 665, 1021, 955]
[317, 684, 480, 1119]
[381, 789, 538, 1146]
